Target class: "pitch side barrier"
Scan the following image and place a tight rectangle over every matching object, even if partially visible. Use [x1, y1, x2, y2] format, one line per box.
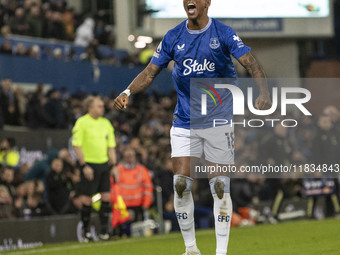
[0, 214, 100, 251]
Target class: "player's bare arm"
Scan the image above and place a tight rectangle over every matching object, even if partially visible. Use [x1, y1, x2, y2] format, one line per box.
[238, 52, 272, 110]
[113, 62, 162, 110]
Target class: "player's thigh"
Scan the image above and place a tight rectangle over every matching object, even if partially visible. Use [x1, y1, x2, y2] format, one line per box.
[170, 126, 203, 159]
[171, 126, 202, 176]
[201, 125, 234, 165]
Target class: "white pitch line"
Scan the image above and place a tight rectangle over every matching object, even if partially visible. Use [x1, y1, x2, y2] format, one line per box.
[4, 231, 212, 255]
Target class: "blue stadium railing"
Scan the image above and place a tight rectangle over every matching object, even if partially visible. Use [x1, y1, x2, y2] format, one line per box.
[0, 35, 174, 95]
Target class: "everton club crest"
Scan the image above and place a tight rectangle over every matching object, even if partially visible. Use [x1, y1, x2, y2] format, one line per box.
[209, 38, 220, 49]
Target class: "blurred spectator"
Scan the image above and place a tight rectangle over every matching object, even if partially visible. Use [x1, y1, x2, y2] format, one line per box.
[46, 158, 78, 214]
[0, 78, 21, 126]
[0, 184, 13, 218]
[26, 4, 43, 37]
[44, 89, 65, 128]
[14, 43, 27, 56]
[157, 158, 179, 231]
[0, 39, 13, 54]
[261, 124, 293, 166]
[23, 0, 33, 13]
[24, 149, 58, 182]
[231, 178, 260, 211]
[1, 77, 14, 121]
[58, 148, 80, 186]
[308, 115, 340, 218]
[0, 166, 15, 218]
[0, 78, 15, 125]
[51, 0, 66, 13]
[1, 25, 11, 36]
[24, 179, 51, 217]
[313, 115, 339, 165]
[74, 17, 95, 47]
[80, 39, 101, 61]
[53, 47, 63, 59]
[261, 124, 294, 219]
[26, 85, 53, 128]
[94, 10, 110, 45]
[0, 137, 20, 168]
[323, 105, 340, 138]
[27, 44, 41, 59]
[158, 158, 174, 212]
[13, 87, 27, 125]
[116, 149, 153, 223]
[49, 11, 65, 40]
[42, 8, 53, 38]
[9, 7, 28, 35]
[63, 8, 75, 40]
[0, 105, 3, 128]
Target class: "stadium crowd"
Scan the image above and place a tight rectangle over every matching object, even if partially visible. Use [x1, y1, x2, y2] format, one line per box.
[0, 0, 114, 44]
[1, 78, 340, 230]
[0, 0, 127, 64]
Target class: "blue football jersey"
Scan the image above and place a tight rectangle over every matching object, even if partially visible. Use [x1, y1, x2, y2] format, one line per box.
[151, 18, 251, 129]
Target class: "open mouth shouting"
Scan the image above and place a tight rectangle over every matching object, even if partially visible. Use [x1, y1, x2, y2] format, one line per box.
[187, 3, 197, 16]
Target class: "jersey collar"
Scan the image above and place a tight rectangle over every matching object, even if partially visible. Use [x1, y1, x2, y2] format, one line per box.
[186, 18, 212, 34]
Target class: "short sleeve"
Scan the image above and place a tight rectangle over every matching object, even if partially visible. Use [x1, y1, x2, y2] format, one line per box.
[107, 121, 116, 148]
[72, 119, 84, 147]
[224, 27, 251, 59]
[151, 32, 173, 68]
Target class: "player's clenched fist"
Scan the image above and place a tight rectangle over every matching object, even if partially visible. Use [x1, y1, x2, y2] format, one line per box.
[255, 92, 272, 110]
[114, 93, 129, 110]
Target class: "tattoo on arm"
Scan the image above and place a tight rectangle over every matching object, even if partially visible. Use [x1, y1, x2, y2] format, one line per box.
[127, 63, 162, 94]
[238, 52, 268, 94]
[238, 52, 266, 79]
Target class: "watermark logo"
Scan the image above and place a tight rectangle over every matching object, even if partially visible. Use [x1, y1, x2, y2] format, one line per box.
[200, 82, 222, 115]
[199, 83, 312, 127]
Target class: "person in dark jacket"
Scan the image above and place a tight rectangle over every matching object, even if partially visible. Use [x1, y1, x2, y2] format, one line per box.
[46, 158, 73, 214]
[44, 89, 65, 128]
[308, 115, 340, 218]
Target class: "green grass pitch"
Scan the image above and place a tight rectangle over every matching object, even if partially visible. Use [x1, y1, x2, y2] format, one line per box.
[3, 218, 340, 255]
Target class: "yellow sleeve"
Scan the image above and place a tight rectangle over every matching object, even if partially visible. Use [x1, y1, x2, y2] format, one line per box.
[107, 121, 116, 148]
[72, 119, 84, 147]
[6, 151, 20, 167]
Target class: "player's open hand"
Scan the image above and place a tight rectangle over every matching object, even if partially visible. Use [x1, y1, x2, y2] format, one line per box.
[113, 94, 129, 110]
[255, 92, 272, 110]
